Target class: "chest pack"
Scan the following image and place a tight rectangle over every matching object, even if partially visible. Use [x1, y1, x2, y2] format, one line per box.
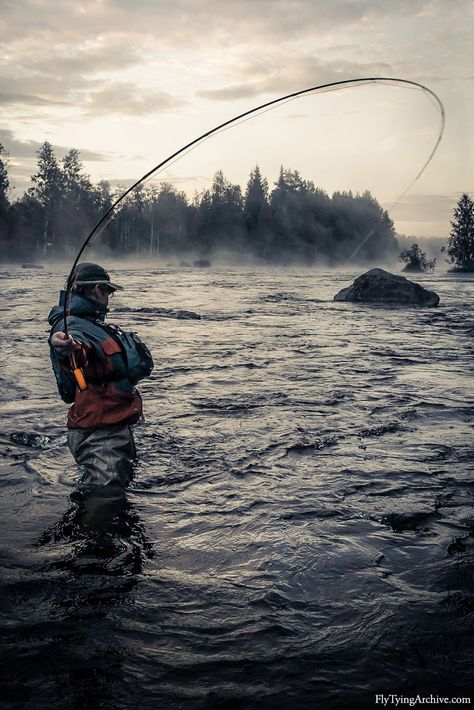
[98, 321, 154, 386]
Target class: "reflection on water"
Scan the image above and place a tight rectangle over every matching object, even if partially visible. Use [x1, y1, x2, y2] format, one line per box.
[37, 485, 154, 574]
[0, 265, 473, 708]
[3, 486, 153, 709]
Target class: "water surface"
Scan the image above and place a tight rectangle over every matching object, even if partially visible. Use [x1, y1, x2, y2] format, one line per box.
[0, 264, 473, 709]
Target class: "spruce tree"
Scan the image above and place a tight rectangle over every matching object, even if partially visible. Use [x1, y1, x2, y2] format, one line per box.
[0, 143, 9, 210]
[244, 166, 271, 257]
[61, 149, 96, 253]
[446, 193, 474, 270]
[0, 143, 10, 252]
[30, 142, 64, 253]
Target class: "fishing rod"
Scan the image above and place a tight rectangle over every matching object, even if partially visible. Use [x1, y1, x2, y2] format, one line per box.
[63, 76, 445, 345]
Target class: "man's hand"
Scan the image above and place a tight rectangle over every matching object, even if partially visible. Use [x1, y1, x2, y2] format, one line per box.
[51, 332, 82, 355]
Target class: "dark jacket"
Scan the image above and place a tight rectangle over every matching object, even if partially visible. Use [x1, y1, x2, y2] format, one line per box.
[48, 292, 143, 429]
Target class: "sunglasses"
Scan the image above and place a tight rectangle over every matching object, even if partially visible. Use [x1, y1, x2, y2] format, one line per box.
[100, 286, 115, 297]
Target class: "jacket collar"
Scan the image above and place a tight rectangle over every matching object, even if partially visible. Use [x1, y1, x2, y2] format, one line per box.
[68, 292, 108, 319]
[48, 290, 108, 323]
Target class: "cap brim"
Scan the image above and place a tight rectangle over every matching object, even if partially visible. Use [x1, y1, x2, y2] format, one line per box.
[75, 279, 124, 291]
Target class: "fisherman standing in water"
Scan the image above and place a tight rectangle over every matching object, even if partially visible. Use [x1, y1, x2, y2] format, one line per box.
[48, 263, 153, 487]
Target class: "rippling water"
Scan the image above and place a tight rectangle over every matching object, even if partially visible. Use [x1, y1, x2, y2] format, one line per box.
[0, 263, 473, 709]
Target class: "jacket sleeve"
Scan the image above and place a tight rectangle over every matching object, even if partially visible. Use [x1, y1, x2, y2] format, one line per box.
[49, 317, 94, 366]
[53, 341, 93, 372]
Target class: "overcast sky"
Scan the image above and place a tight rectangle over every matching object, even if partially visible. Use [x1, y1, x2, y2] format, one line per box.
[1, 0, 473, 236]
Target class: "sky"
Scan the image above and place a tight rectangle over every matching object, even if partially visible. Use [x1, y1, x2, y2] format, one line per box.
[0, 0, 473, 237]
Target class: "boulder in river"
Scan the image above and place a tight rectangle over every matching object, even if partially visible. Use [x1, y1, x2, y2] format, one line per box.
[334, 268, 439, 307]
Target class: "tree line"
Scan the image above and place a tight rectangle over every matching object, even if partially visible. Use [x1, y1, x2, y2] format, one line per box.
[0, 140, 408, 264]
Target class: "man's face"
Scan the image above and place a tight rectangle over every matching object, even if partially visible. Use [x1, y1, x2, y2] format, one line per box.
[93, 284, 114, 306]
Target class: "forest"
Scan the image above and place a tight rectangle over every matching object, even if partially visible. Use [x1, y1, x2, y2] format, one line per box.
[0, 141, 400, 264]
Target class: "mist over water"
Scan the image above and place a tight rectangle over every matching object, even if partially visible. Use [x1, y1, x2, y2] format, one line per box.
[0, 263, 473, 709]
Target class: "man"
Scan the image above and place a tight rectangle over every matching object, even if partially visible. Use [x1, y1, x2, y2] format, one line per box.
[48, 262, 153, 487]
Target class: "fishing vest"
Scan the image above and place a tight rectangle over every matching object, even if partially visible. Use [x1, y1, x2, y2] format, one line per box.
[49, 315, 154, 403]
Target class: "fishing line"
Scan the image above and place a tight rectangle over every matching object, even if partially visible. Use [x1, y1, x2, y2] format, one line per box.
[346, 84, 445, 261]
[63, 76, 445, 337]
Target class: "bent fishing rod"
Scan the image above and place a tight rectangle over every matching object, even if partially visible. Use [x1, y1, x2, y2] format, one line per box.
[62, 76, 445, 387]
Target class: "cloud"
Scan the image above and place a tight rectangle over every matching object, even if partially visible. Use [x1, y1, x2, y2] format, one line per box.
[0, 0, 471, 122]
[3, 0, 468, 53]
[0, 0, 369, 43]
[197, 57, 395, 101]
[0, 33, 145, 104]
[0, 72, 97, 107]
[0, 27, 186, 119]
[86, 83, 185, 116]
[0, 129, 109, 162]
[0, 73, 183, 120]
[0, 93, 72, 107]
[24, 40, 144, 78]
[1, 0, 471, 212]
[198, 85, 262, 101]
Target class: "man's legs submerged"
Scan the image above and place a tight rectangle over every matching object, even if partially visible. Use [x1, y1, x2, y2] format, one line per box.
[67, 424, 137, 487]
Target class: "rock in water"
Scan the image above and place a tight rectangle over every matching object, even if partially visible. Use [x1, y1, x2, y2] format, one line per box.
[334, 268, 440, 306]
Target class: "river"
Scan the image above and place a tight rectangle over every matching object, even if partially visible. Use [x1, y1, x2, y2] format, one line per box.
[0, 262, 473, 709]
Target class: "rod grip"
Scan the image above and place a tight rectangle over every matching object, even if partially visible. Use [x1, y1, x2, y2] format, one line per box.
[73, 367, 87, 391]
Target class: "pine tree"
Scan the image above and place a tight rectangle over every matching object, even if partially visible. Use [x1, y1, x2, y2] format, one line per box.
[244, 165, 271, 258]
[152, 183, 189, 255]
[445, 193, 474, 270]
[60, 149, 96, 254]
[244, 165, 268, 223]
[271, 167, 315, 261]
[0, 143, 9, 210]
[30, 142, 64, 253]
[208, 171, 244, 253]
[0, 143, 10, 251]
